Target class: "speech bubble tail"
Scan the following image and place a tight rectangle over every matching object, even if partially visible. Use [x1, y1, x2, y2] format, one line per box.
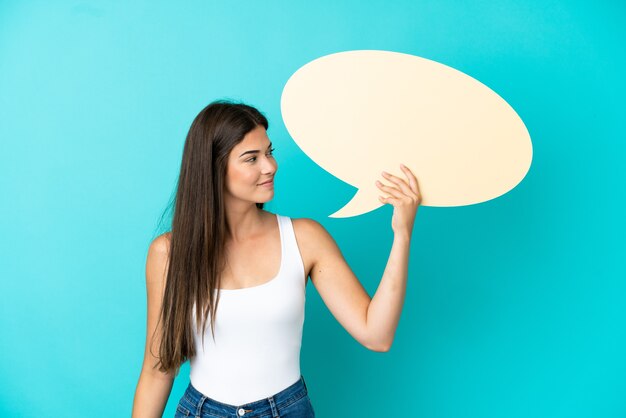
[328, 188, 382, 218]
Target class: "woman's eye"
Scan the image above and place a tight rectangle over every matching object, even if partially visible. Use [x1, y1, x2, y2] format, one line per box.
[247, 148, 275, 163]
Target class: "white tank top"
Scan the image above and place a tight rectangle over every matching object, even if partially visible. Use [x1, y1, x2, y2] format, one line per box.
[189, 214, 307, 405]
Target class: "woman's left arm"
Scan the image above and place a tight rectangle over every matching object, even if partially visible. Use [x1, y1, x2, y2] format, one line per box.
[301, 164, 421, 352]
[367, 163, 422, 351]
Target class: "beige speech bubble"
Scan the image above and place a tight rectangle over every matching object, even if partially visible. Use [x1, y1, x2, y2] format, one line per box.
[281, 50, 532, 218]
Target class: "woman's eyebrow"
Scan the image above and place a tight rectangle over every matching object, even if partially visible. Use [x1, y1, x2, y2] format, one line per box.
[238, 142, 273, 158]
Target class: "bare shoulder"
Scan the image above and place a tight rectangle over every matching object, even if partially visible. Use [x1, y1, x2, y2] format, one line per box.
[149, 232, 171, 254]
[291, 217, 332, 243]
[292, 217, 322, 233]
[291, 218, 341, 275]
[146, 232, 172, 284]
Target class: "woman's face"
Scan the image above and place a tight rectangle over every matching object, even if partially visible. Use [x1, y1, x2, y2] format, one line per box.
[224, 125, 277, 205]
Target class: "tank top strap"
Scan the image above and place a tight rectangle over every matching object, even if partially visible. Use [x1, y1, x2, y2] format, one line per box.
[276, 214, 306, 282]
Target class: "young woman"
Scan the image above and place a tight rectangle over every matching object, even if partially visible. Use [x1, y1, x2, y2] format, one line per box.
[132, 100, 421, 417]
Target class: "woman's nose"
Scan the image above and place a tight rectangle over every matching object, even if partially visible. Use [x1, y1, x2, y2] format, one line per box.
[262, 156, 277, 173]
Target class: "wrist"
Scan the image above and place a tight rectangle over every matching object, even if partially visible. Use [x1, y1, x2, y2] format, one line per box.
[393, 230, 412, 243]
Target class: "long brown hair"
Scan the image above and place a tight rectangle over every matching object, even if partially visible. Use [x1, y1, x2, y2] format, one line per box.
[152, 100, 269, 375]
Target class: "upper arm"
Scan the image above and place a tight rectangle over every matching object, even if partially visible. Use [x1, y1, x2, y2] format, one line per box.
[140, 233, 176, 380]
[295, 218, 377, 350]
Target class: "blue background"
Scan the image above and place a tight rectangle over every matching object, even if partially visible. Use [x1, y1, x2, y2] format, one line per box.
[1, 1, 625, 417]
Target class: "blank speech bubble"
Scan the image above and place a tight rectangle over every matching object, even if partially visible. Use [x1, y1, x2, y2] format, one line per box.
[281, 50, 532, 218]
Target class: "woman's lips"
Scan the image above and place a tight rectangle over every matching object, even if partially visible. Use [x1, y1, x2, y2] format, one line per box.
[258, 180, 274, 187]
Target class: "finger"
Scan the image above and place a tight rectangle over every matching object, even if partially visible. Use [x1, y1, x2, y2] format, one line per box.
[378, 195, 398, 206]
[400, 163, 421, 195]
[376, 180, 403, 199]
[381, 170, 417, 198]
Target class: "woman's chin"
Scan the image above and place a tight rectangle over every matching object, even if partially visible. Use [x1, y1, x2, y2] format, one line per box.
[256, 193, 274, 203]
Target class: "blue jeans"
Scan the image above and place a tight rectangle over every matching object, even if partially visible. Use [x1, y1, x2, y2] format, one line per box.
[174, 375, 315, 418]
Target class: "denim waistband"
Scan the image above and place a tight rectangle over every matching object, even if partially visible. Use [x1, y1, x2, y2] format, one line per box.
[181, 375, 309, 417]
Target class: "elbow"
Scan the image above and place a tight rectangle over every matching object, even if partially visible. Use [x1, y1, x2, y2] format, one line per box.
[375, 343, 392, 353]
[365, 340, 392, 353]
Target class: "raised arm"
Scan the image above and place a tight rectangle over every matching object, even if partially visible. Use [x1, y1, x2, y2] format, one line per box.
[301, 163, 421, 352]
[132, 234, 176, 418]
[367, 164, 421, 350]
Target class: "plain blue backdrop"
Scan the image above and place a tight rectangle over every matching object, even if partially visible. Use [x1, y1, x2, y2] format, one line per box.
[1, 1, 624, 417]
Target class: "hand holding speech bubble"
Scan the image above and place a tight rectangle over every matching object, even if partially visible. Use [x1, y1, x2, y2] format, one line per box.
[281, 50, 532, 218]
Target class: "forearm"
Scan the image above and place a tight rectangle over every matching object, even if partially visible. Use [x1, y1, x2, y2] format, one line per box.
[366, 233, 411, 351]
[132, 370, 175, 418]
